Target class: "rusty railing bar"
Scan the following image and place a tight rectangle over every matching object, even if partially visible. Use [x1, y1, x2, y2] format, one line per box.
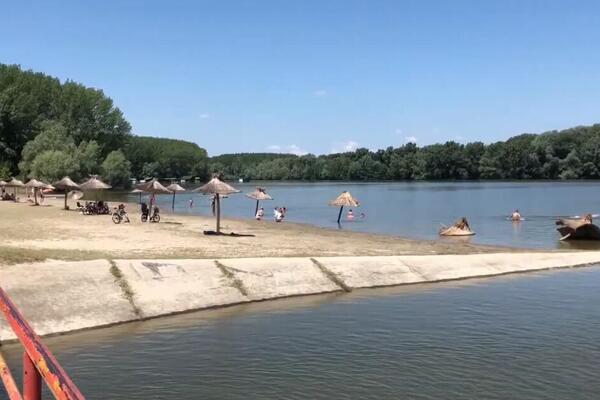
[0, 350, 23, 400]
[0, 286, 84, 400]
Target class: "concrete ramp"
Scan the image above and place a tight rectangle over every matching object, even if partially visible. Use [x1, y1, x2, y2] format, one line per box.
[216, 258, 342, 301]
[0, 260, 137, 341]
[114, 259, 249, 318]
[314, 256, 425, 289]
[1, 252, 600, 340]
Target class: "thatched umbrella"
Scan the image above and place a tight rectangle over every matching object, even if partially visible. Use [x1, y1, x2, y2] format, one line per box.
[53, 176, 81, 210]
[0, 180, 6, 187]
[25, 179, 53, 205]
[166, 183, 186, 211]
[329, 191, 360, 223]
[136, 178, 172, 194]
[193, 177, 240, 233]
[5, 178, 24, 197]
[80, 175, 111, 200]
[245, 187, 273, 216]
[136, 179, 172, 221]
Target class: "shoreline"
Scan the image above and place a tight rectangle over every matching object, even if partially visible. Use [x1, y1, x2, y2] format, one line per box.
[0, 197, 526, 266]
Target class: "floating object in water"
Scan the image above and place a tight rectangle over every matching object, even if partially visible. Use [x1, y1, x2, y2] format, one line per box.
[556, 215, 600, 241]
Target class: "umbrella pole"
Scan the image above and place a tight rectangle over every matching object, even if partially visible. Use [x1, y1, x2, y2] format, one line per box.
[337, 206, 344, 223]
[216, 194, 221, 233]
[64, 193, 68, 210]
[172, 192, 175, 211]
[34, 188, 38, 206]
[255, 200, 259, 216]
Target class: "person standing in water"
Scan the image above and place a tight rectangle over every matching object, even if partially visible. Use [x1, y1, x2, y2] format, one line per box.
[347, 209, 355, 220]
[189, 198, 194, 208]
[256, 207, 265, 220]
[511, 209, 522, 221]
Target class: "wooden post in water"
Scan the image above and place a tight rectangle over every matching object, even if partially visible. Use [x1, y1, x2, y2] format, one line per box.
[337, 206, 344, 223]
[216, 194, 221, 233]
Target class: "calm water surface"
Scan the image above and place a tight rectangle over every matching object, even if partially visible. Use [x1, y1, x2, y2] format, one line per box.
[109, 181, 600, 249]
[3, 266, 600, 399]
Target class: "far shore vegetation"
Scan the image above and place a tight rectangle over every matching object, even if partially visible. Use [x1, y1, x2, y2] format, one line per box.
[2, 63, 600, 186]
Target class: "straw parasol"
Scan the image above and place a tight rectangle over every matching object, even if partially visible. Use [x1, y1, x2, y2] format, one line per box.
[329, 191, 360, 223]
[25, 179, 54, 205]
[80, 175, 111, 201]
[245, 187, 273, 216]
[166, 183, 186, 211]
[136, 178, 172, 195]
[136, 179, 172, 221]
[193, 176, 240, 233]
[53, 176, 81, 210]
[0, 180, 6, 187]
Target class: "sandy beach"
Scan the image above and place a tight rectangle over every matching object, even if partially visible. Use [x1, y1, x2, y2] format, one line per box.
[0, 197, 515, 265]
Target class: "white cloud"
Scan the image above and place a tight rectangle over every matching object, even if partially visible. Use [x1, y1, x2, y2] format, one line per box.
[395, 128, 403, 135]
[331, 140, 359, 153]
[287, 144, 308, 156]
[199, 113, 211, 119]
[405, 136, 418, 143]
[313, 89, 327, 97]
[266, 144, 307, 156]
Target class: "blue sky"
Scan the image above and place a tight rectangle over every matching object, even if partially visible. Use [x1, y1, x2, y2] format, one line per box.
[3, 0, 600, 156]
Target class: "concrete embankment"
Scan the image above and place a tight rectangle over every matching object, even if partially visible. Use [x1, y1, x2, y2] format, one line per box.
[1, 252, 600, 341]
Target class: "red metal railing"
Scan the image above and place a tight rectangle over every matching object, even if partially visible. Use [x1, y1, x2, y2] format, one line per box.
[0, 286, 85, 399]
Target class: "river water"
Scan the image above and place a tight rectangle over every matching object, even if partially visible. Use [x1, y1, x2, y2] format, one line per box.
[111, 181, 600, 249]
[2, 266, 600, 399]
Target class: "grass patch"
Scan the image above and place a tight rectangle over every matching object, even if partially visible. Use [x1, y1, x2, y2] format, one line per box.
[214, 260, 249, 297]
[108, 260, 143, 318]
[310, 258, 352, 292]
[0, 246, 109, 265]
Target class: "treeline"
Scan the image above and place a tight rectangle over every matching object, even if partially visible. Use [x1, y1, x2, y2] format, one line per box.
[211, 124, 600, 181]
[0, 64, 209, 185]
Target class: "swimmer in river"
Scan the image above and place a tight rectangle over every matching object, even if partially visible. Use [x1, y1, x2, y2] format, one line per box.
[511, 209, 522, 221]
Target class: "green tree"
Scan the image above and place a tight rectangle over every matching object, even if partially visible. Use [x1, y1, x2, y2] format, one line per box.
[29, 150, 77, 182]
[101, 150, 131, 187]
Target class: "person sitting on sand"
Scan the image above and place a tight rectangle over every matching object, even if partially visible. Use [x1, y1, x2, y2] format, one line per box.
[511, 209, 522, 221]
[347, 209, 355, 220]
[256, 207, 265, 220]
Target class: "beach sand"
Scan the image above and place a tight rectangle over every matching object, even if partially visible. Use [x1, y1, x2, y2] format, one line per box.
[0, 197, 514, 265]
